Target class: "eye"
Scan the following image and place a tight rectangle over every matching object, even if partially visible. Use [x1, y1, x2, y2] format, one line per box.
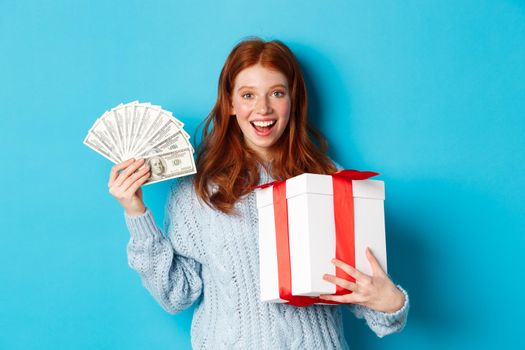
[272, 90, 286, 97]
[241, 92, 254, 99]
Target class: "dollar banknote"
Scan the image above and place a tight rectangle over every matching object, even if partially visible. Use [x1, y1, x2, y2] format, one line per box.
[84, 101, 197, 184]
[143, 148, 197, 185]
[139, 131, 192, 157]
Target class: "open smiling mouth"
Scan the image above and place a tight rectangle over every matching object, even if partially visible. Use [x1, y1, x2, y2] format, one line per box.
[250, 120, 277, 133]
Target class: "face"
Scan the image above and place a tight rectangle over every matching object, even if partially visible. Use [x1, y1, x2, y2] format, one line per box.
[230, 64, 291, 160]
[150, 158, 165, 175]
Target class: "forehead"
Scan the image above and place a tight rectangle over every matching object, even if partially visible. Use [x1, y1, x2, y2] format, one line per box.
[234, 64, 288, 89]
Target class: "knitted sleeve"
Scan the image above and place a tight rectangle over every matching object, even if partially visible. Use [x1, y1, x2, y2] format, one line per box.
[124, 178, 203, 314]
[348, 285, 409, 337]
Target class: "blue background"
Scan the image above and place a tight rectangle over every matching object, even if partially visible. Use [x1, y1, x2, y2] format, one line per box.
[1, 0, 524, 349]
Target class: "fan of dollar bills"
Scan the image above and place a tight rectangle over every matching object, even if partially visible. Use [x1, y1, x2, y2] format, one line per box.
[84, 101, 197, 185]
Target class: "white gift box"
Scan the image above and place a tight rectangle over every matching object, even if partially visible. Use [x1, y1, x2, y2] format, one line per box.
[256, 173, 387, 303]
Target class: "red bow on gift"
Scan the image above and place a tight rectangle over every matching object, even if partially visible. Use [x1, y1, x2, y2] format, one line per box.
[254, 169, 379, 307]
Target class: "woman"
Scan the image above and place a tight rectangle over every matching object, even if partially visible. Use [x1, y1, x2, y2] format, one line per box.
[108, 38, 409, 349]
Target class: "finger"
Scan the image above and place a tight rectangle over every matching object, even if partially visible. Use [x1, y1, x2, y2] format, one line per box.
[121, 165, 150, 192]
[318, 293, 360, 304]
[114, 159, 145, 187]
[332, 258, 369, 282]
[109, 158, 135, 186]
[323, 274, 357, 292]
[123, 171, 150, 196]
[366, 247, 386, 277]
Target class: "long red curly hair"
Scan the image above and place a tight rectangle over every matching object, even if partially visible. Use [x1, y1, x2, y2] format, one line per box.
[194, 38, 337, 214]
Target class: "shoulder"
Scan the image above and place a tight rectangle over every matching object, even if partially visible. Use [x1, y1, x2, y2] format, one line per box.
[167, 175, 205, 210]
[170, 175, 195, 195]
[331, 159, 344, 171]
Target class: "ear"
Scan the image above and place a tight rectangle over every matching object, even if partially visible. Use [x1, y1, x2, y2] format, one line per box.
[229, 103, 235, 116]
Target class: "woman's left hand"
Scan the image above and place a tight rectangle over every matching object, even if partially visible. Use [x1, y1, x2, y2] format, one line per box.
[319, 247, 405, 313]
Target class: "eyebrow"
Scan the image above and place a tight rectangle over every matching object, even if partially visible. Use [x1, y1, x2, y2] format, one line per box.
[237, 84, 288, 92]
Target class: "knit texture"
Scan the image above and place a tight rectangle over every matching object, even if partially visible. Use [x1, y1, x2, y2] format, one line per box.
[125, 166, 409, 349]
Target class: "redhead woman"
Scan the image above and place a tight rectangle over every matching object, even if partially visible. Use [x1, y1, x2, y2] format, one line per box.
[108, 38, 409, 349]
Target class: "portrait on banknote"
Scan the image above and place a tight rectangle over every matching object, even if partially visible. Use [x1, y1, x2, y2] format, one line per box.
[147, 156, 167, 180]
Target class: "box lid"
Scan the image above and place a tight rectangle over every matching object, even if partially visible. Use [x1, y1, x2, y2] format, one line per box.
[255, 186, 275, 208]
[286, 173, 333, 198]
[256, 174, 385, 206]
[352, 179, 385, 200]
[286, 173, 385, 200]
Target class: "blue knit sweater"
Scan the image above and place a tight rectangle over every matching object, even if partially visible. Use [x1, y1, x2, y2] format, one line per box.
[124, 166, 409, 349]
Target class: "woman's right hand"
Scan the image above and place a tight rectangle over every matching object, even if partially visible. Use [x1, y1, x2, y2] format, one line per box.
[108, 158, 151, 216]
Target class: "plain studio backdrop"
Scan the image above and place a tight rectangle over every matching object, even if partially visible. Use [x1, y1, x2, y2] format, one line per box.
[1, 1, 524, 349]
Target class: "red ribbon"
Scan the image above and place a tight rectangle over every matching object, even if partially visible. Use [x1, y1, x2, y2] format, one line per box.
[255, 169, 379, 307]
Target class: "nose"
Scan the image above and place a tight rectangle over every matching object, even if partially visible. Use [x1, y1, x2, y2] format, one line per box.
[256, 96, 272, 115]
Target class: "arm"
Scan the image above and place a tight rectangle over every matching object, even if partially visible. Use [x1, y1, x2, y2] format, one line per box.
[108, 159, 203, 314]
[319, 247, 410, 337]
[349, 285, 409, 337]
[125, 199, 203, 314]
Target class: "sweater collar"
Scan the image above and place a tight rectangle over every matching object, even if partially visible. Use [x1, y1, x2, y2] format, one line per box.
[257, 161, 275, 185]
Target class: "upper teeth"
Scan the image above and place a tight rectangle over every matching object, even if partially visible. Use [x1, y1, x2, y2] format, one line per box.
[252, 120, 276, 127]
